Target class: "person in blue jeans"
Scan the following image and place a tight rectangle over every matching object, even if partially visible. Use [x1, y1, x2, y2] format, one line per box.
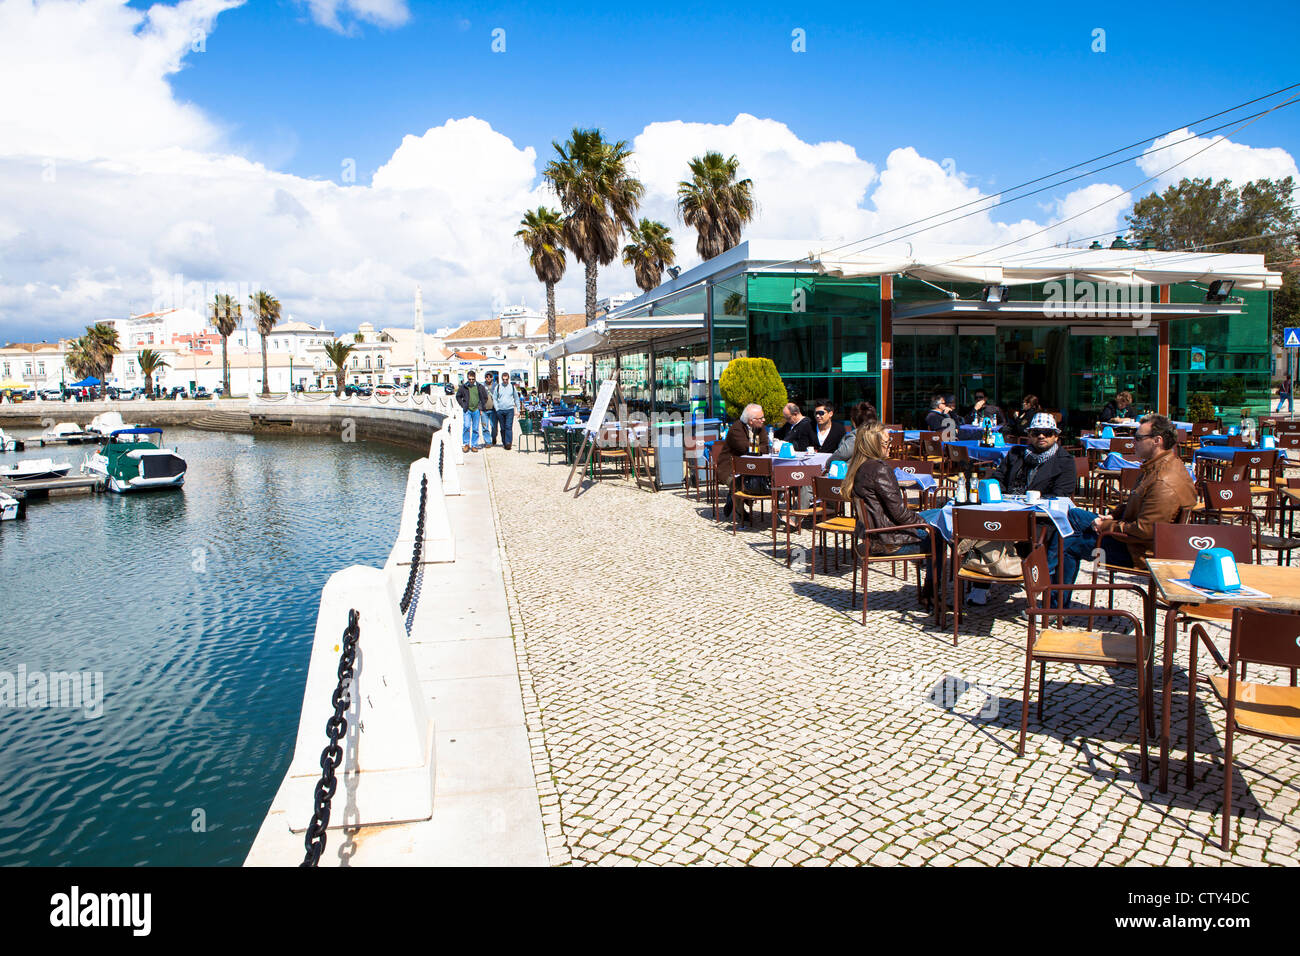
[1277, 378, 1293, 415]
[491, 374, 519, 450]
[455, 371, 488, 452]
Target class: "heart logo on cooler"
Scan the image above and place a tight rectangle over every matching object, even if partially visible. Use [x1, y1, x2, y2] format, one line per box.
[1189, 536, 1216, 550]
[983, 521, 1002, 532]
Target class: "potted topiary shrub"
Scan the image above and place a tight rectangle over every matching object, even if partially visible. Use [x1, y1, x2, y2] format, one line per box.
[1186, 391, 1215, 423]
[718, 357, 788, 421]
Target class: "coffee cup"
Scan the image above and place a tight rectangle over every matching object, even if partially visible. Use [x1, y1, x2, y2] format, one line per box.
[1025, 490, 1041, 504]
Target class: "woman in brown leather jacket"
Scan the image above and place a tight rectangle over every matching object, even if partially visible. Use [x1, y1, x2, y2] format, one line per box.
[839, 423, 942, 610]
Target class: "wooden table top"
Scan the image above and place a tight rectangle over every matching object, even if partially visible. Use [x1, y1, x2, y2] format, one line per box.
[1146, 558, 1300, 611]
[1280, 487, 1300, 504]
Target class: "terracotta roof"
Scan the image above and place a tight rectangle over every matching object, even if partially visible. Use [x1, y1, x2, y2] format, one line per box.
[448, 350, 489, 360]
[554, 313, 587, 336]
[444, 319, 501, 341]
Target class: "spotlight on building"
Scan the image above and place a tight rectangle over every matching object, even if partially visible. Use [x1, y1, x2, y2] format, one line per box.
[667, 266, 681, 279]
[1205, 279, 1235, 303]
[981, 285, 1010, 304]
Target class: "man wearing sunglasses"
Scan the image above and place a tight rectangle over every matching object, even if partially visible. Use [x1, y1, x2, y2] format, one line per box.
[1059, 413, 1196, 600]
[811, 399, 845, 454]
[990, 412, 1076, 498]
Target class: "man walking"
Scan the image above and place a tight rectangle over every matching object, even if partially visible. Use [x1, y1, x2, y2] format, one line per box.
[491, 373, 519, 450]
[1277, 378, 1293, 415]
[482, 371, 499, 446]
[456, 371, 489, 453]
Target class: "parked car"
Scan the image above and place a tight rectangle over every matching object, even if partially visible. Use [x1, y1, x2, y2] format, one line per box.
[192, 387, 211, 399]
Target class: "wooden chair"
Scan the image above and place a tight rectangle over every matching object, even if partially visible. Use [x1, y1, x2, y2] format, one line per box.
[772, 462, 822, 565]
[852, 496, 939, 626]
[811, 476, 856, 580]
[730, 455, 773, 535]
[1018, 546, 1150, 782]
[1073, 456, 1094, 508]
[887, 458, 938, 509]
[594, 424, 630, 480]
[1186, 608, 1300, 850]
[950, 508, 1039, 646]
[706, 439, 727, 519]
[683, 434, 706, 500]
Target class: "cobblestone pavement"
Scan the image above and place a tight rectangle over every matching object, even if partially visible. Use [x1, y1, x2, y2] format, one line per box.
[483, 449, 1299, 866]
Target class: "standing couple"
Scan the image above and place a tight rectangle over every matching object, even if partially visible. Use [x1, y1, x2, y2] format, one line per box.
[456, 370, 520, 452]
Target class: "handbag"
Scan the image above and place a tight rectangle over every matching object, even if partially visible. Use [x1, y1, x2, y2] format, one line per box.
[482, 385, 495, 411]
[957, 538, 1021, 577]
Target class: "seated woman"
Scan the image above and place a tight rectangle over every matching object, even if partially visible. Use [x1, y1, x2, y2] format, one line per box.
[840, 423, 943, 611]
[830, 401, 878, 461]
[1007, 394, 1042, 437]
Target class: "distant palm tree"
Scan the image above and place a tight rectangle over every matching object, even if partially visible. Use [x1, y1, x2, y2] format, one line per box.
[64, 337, 97, 385]
[677, 152, 755, 261]
[544, 128, 644, 326]
[209, 294, 240, 395]
[80, 323, 119, 398]
[323, 341, 355, 396]
[516, 206, 567, 393]
[622, 219, 675, 293]
[249, 290, 281, 397]
[353, 332, 363, 344]
[137, 349, 169, 399]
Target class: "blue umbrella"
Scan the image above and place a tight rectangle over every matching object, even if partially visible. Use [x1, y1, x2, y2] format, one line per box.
[70, 376, 101, 387]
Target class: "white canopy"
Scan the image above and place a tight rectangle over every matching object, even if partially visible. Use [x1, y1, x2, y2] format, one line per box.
[537, 322, 607, 360]
[812, 242, 1283, 290]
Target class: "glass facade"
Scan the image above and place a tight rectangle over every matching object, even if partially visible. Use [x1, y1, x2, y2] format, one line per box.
[1167, 286, 1272, 418]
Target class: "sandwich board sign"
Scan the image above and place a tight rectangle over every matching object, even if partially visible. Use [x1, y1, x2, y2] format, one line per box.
[563, 379, 622, 496]
[1285, 328, 1300, 348]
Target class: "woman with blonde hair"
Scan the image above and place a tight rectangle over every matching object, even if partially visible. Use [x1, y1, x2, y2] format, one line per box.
[841, 423, 941, 611]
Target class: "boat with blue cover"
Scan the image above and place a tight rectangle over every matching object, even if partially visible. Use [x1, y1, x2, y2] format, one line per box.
[83, 427, 186, 493]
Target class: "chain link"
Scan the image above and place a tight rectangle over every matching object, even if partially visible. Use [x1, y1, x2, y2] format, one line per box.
[301, 608, 360, 868]
[399, 474, 428, 615]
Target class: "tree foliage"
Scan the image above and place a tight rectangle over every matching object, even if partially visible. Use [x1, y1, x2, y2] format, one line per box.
[718, 357, 787, 420]
[1126, 175, 1298, 342]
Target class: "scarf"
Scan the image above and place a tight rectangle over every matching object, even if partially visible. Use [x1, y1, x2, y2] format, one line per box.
[1022, 442, 1058, 491]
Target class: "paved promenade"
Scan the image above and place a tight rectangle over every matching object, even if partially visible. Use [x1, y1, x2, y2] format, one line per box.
[485, 448, 1299, 866]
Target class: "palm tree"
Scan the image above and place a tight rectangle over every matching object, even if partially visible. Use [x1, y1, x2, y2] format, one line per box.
[622, 219, 675, 293]
[249, 290, 281, 397]
[64, 337, 97, 386]
[322, 341, 355, 397]
[516, 206, 567, 394]
[544, 128, 644, 326]
[85, 323, 119, 398]
[677, 152, 755, 261]
[209, 294, 240, 396]
[137, 349, 169, 399]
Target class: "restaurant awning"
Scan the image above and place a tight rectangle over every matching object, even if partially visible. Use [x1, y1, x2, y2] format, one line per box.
[537, 322, 608, 361]
[599, 314, 705, 350]
[812, 242, 1284, 290]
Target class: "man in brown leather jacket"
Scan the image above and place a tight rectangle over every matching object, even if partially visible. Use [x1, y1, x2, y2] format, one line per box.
[1061, 413, 1196, 590]
[716, 403, 770, 518]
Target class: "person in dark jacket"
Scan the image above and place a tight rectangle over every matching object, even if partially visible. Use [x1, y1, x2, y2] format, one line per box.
[990, 413, 1077, 497]
[774, 402, 815, 450]
[1100, 390, 1135, 422]
[455, 372, 490, 452]
[841, 423, 943, 610]
[831, 401, 878, 462]
[1007, 394, 1042, 437]
[810, 399, 846, 454]
[716, 403, 770, 519]
[924, 395, 955, 433]
[965, 389, 1005, 426]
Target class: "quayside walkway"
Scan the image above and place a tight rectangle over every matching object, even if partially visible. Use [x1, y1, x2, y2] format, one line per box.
[483, 447, 1299, 867]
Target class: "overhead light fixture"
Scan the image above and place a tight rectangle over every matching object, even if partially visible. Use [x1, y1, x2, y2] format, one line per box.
[667, 266, 681, 279]
[981, 285, 1009, 304]
[1206, 279, 1235, 303]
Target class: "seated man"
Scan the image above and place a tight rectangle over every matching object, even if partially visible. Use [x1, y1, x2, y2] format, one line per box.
[811, 399, 846, 454]
[774, 401, 815, 450]
[964, 389, 1005, 426]
[1060, 413, 1196, 600]
[715, 403, 770, 519]
[1100, 390, 1136, 423]
[924, 395, 954, 433]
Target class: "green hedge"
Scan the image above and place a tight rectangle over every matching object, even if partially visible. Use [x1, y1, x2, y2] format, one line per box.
[718, 357, 787, 421]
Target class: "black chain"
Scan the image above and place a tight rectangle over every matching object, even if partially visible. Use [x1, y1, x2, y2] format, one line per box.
[300, 608, 360, 868]
[400, 474, 428, 615]
[438, 436, 445, 478]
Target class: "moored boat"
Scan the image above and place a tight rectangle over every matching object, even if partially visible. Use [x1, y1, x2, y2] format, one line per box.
[0, 428, 23, 452]
[83, 428, 186, 493]
[0, 490, 21, 521]
[0, 457, 72, 481]
[40, 422, 96, 444]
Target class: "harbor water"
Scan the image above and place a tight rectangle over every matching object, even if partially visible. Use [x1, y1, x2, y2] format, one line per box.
[0, 427, 418, 866]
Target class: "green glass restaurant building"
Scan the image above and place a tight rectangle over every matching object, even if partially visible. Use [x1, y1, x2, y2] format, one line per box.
[593, 239, 1282, 430]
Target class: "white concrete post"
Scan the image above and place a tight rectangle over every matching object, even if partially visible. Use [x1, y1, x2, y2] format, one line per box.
[446, 396, 465, 466]
[280, 565, 435, 830]
[386, 456, 454, 566]
[431, 423, 462, 496]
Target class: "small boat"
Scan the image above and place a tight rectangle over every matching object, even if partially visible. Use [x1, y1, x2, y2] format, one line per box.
[87, 411, 137, 437]
[0, 428, 23, 452]
[84, 428, 186, 493]
[40, 422, 96, 444]
[0, 490, 21, 521]
[0, 457, 72, 481]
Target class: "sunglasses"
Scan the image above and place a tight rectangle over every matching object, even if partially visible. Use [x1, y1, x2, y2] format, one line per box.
[814, 410, 829, 416]
[1027, 429, 1056, 437]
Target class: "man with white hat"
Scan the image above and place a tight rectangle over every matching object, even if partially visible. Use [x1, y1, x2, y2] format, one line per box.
[966, 412, 1077, 607]
[989, 412, 1076, 498]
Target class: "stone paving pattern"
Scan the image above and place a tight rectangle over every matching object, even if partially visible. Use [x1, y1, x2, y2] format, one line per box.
[483, 448, 1299, 866]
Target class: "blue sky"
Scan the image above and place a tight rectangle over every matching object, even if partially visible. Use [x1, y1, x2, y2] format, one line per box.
[2, 0, 1297, 342]
[164, 0, 1300, 189]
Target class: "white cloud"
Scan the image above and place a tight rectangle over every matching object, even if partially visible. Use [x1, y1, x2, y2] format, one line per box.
[1138, 127, 1299, 190]
[300, 0, 409, 33]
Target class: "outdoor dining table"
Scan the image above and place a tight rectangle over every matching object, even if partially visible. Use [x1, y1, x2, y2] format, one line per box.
[922, 495, 1075, 543]
[957, 424, 1002, 441]
[1146, 559, 1300, 792]
[943, 439, 1012, 462]
[1082, 437, 1114, 452]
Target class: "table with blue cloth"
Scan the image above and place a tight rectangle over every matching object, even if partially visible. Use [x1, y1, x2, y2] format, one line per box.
[1196, 434, 1241, 446]
[957, 424, 1002, 441]
[1192, 444, 1263, 464]
[1082, 437, 1113, 452]
[894, 468, 937, 492]
[922, 496, 1075, 543]
[944, 439, 1012, 462]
